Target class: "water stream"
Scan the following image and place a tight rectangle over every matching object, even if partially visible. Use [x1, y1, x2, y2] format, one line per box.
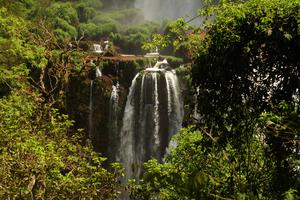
[88, 67, 102, 138]
[89, 80, 94, 138]
[108, 82, 120, 161]
[119, 62, 184, 180]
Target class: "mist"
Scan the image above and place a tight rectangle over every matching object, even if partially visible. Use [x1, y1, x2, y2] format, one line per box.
[135, 0, 203, 22]
[102, 0, 135, 9]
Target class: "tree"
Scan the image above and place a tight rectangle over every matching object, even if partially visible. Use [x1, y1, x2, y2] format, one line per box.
[192, 0, 300, 140]
[190, 0, 300, 197]
[131, 127, 276, 199]
[0, 7, 48, 96]
[0, 5, 123, 198]
[0, 0, 37, 18]
[259, 102, 300, 197]
[46, 2, 79, 41]
[135, 1, 299, 199]
[132, 104, 299, 199]
[0, 91, 123, 199]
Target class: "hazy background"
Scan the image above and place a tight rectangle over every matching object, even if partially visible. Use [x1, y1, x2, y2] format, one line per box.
[135, 0, 203, 22]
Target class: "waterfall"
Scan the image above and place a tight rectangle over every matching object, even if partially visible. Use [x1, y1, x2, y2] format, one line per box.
[89, 80, 94, 138]
[119, 64, 184, 181]
[108, 82, 120, 161]
[119, 74, 140, 179]
[96, 67, 102, 78]
[135, 0, 203, 23]
[165, 70, 184, 140]
[152, 73, 160, 153]
[89, 67, 102, 138]
[193, 86, 201, 121]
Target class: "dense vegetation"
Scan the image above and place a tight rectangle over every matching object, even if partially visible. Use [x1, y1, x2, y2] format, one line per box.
[0, 1, 124, 198]
[132, 0, 300, 199]
[0, 0, 161, 53]
[0, 0, 299, 199]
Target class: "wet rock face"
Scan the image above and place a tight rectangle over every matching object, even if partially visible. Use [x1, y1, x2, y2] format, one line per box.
[65, 58, 145, 158]
[65, 57, 188, 173]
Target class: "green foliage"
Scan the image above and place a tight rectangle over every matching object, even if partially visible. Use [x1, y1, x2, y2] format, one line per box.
[184, 0, 300, 198]
[283, 189, 299, 200]
[0, 5, 124, 197]
[46, 2, 79, 41]
[0, 0, 37, 18]
[0, 91, 122, 199]
[111, 21, 160, 54]
[105, 8, 143, 24]
[189, 0, 300, 149]
[142, 34, 170, 52]
[193, 0, 300, 123]
[259, 102, 300, 196]
[135, 1, 299, 199]
[47, 2, 78, 24]
[53, 17, 78, 40]
[75, 2, 96, 23]
[79, 21, 118, 40]
[132, 127, 275, 199]
[102, 0, 135, 9]
[0, 8, 47, 96]
[142, 18, 204, 59]
[76, 0, 103, 10]
[0, 0, 160, 54]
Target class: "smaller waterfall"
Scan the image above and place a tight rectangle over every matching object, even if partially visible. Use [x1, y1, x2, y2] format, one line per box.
[89, 80, 94, 138]
[190, 85, 202, 124]
[108, 82, 120, 161]
[96, 67, 102, 78]
[193, 86, 201, 121]
[88, 67, 102, 138]
[93, 44, 104, 54]
[152, 73, 160, 153]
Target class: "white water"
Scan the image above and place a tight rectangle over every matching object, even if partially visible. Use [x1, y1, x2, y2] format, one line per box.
[119, 74, 140, 180]
[193, 86, 201, 121]
[108, 82, 120, 161]
[88, 68, 102, 139]
[165, 70, 184, 140]
[89, 80, 94, 138]
[135, 0, 203, 23]
[93, 44, 104, 54]
[119, 65, 184, 181]
[152, 73, 160, 154]
[109, 83, 119, 130]
[96, 67, 102, 77]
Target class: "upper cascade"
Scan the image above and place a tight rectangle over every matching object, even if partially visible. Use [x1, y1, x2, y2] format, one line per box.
[93, 44, 104, 54]
[145, 59, 169, 72]
[96, 67, 102, 78]
[153, 58, 168, 68]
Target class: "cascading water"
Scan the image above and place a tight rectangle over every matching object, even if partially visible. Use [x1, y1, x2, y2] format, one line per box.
[89, 67, 102, 138]
[193, 86, 201, 122]
[108, 82, 120, 160]
[96, 67, 102, 77]
[119, 61, 184, 180]
[89, 80, 94, 138]
[109, 82, 119, 130]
